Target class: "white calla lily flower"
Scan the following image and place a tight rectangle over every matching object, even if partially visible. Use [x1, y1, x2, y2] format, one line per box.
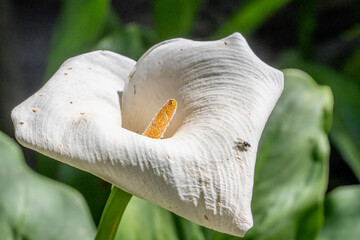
[12, 33, 283, 237]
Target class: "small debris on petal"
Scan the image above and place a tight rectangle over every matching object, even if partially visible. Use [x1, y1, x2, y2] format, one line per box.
[235, 138, 251, 150]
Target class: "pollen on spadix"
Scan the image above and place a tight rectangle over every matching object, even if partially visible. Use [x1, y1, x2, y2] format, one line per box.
[142, 99, 177, 139]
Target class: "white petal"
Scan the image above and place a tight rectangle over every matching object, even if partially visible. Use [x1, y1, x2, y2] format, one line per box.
[12, 50, 136, 170]
[122, 33, 283, 236]
[12, 34, 283, 237]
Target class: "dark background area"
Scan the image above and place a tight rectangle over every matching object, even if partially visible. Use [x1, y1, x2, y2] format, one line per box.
[1, 0, 359, 200]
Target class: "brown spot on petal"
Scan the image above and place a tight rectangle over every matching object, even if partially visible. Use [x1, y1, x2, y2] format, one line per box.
[80, 112, 85, 115]
[70, 101, 73, 104]
[180, 48, 183, 51]
[236, 156, 242, 161]
[224, 42, 227, 45]
[45, 138, 49, 142]
[64, 73, 68, 75]
[67, 67, 72, 70]
[166, 154, 171, 159]
[32, 109, 37, 113]
[129, 71, 135, 81]
[204, 214, 209, 220]
[160, 169, 165, 174]
[59, 144, 63, 148]
[19, 122, 24, 125]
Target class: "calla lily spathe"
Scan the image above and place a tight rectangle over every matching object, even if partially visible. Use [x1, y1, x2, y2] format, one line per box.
[12, 33, 283, 237]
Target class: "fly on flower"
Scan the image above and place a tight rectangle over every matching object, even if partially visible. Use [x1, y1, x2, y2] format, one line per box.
[235, 138, 251, 150]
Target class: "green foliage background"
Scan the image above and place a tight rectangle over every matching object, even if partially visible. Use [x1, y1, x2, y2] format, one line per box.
[1, 0, 359, 239]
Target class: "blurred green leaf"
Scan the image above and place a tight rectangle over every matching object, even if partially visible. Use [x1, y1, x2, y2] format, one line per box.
[343, 49, 360, 85]
[37, 152, 110, 225]
[45, 0, 110, 79]
[278, 52, 360, 181]
[297, 0, 316, 60]
[116, 197, 205, 240]
[57, 166, 110, 225]
[95, 24, 156, 60]
[101, 8, 124, 37]
[152, 0, 203, 40]
[0, 215, 12, 240]
[171, 214, 206, 240]
[38, 153, 106, 223]
[0, 131, 96, 240]
[214, 0, 291, 38]
[245, 69, 332, 240]
[318, 185, 360, 240]
[342, 24, 360, 41]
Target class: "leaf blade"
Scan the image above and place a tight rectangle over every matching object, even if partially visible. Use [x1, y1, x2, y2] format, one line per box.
[244, 69, 332, 240]
[152, 0, 203, 40]
[278, 53, 360, 181]
[318, 185, 360, 240]
[214, 0, 292, 38]
[45, 0, 110, 79]
[0, 131, 96, 240]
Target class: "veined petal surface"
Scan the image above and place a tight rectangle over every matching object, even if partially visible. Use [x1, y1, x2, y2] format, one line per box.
[12, 33, 283, 237]
[121, 33, 283, 236]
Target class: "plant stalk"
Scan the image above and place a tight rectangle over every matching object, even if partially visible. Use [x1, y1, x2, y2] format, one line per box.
[94, 187, 132, 240]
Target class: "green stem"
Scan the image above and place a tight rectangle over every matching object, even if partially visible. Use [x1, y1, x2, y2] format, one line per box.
[95, 187, 132, 240]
